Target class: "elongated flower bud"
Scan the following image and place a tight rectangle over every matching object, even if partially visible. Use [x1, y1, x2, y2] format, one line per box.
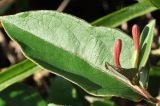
[114, 39, 122, 68]
[132, 24, 140, 68]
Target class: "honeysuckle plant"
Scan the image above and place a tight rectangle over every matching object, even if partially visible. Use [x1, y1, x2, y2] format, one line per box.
[0, 11, 159, 105]
[105, 24, 160, 105]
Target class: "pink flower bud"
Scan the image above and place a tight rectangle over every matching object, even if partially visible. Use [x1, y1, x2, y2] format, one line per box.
[132, 24, 140, 68]
[114, 39, 122, 68]
[132, 24, 140, 53]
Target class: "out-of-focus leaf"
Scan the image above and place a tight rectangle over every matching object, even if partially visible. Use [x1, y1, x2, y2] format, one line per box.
[148, 76, 160, 97]
[148, 66, 160, 97]
[0, 11, 142, 101]
[92, 1, 157, 27]
[150, 66, 160, 76]
[146, 65, 160, 102]
[0, 83, 47, 106]
[0, 59, 40, 91]
[48, 77, 83, 106]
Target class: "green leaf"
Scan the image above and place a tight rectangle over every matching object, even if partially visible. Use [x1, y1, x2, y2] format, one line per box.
[138, 20, 155, 88]
[92, 1, 157, 27]
[0, 59, 40, 91]
[0, 83, 47, 106]
[0, 11, 142, 101]
[139, 20, 155, 67]
[138, 63, 150, 89]
[48, 77, 83, 106]
[149, 0, 160, 8]
[148, 76, 160, 98]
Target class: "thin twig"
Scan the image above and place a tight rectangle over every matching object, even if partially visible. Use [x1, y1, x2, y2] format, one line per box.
[57, 0, 70, 12]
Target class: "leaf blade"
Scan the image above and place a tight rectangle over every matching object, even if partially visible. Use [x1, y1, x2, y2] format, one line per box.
[0, 83, 47, 106]
[139, 20, 155, 69]
[0, 11, 142, 101]
[138, 20, 155, 88]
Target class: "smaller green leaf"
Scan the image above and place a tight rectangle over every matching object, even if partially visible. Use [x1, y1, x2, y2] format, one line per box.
[150, 66, 160, 76]
[0, 59, 40, 91]
[0, 83, 47, 106]
[139, 20, 155, 70]
[139, 63, 150, 89]
[138, 20, 155, 88]
[148, 66, 160, 96]
[149, 0, 160, 8]
[48, 77, 83, 106]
